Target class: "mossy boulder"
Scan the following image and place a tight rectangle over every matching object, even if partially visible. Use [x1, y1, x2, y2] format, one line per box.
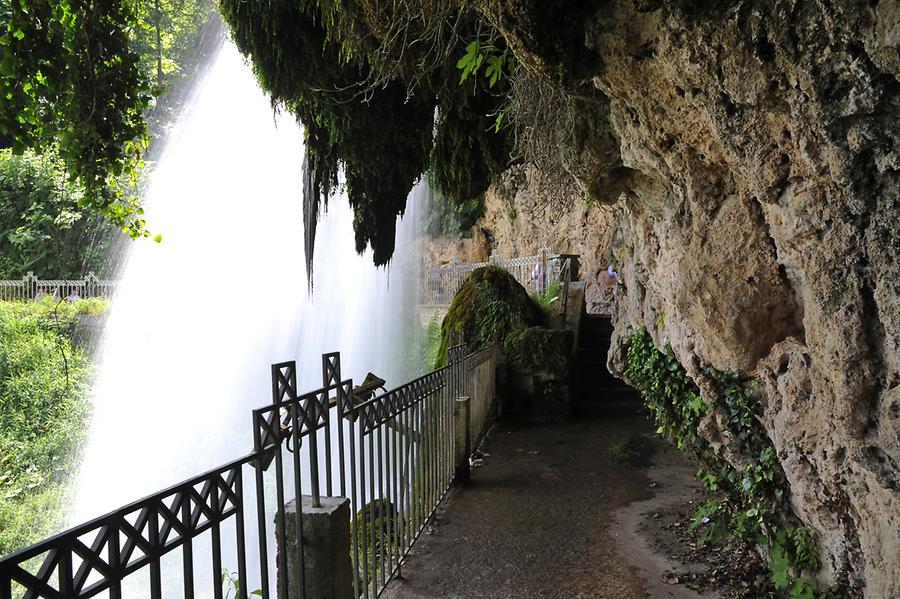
[435, 265, 543, 366]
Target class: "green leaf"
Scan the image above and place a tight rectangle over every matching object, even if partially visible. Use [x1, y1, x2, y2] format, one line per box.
[769, 544, 791, 589]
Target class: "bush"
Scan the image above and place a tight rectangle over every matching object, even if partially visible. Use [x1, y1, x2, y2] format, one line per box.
[0, 149, 115, 279]
[0, 299, 101, 555]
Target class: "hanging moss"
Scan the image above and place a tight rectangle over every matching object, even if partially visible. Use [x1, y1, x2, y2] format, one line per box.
[220, 0, 434, 268]
[220, 0, 515, 269]
[435, 266, 543, 366]
[428, 57, 513, 206]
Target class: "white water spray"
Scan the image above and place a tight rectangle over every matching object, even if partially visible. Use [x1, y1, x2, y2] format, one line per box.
[72, 37, 423, 528]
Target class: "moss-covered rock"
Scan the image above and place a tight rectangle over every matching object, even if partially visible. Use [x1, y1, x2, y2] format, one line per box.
[507, 326, 572, 379]
[437, 266, 574, 423]
[435, 265, 543, 366]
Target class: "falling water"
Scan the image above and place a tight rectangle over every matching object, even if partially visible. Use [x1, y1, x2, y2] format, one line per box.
[72, 35, 424, 536]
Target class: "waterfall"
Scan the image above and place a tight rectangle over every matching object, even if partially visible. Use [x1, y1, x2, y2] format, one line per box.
[71, 36, 424, 533]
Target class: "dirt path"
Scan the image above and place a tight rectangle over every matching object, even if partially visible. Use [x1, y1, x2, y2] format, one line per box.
[383, 417, 710, 599]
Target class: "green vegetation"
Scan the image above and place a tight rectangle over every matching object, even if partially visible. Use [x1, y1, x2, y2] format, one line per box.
[396, 316, 442, 380]
[217, 1, 512, 266]
[221, 569, 262, 598]
[0, 0, 220, 242]
[532, 280, 562, 314]
[423, 190, 485, 239]
[0, 149, 115, 278]
[506, 326, 571, 379]
[423, 318, 442, 374]
[606, 434, 657, 467]
[435, 266, 543, 367]
[0, 298, 104, 555]
[0, 0, 152, 238]
[0, 1, 539, 265]
[131, 0, 218, 123]
[624, 328, 820, 596]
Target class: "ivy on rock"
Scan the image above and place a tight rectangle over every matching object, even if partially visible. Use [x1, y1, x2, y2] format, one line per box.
[624, 328, 821, 596]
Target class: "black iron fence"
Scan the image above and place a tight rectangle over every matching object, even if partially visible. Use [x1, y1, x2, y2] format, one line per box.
[0, 339, 497, 599]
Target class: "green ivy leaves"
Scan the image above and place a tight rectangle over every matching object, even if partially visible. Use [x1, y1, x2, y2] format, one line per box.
[457, 41, 483, 83]
[457, 40, 514, 89]
[0, 0, 153, 238]
[624, 328, 821, 594]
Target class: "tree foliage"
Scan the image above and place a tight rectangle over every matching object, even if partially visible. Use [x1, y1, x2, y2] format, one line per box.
[0, 149, 115, 278]
[129, 0, 218, 135]
[0, 0, 219, 247]
[0, 0, 152, 238]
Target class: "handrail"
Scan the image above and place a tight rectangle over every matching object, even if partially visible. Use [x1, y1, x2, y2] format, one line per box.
[0, 272, 118, 302]
[0, 342, 499, 599]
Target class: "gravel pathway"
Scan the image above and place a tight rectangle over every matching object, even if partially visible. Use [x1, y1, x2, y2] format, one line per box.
[382, 416, 705, 599]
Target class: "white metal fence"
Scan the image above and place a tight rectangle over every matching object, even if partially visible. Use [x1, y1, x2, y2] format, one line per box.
[421, 243, 574, 306]
[0, 272, 118, 302]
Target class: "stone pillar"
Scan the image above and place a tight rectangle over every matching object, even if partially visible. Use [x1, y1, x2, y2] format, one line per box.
[454, 396, 471, 484]
[276, 496, 353, 599]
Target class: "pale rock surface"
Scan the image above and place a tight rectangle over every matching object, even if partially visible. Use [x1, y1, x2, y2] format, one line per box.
[423, 166, 617, 313]
[475, 0, 898, 594]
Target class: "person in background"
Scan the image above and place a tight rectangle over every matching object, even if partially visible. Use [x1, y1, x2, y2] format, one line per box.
[530, 260, 545, 294]
[605, 264, 618, 283]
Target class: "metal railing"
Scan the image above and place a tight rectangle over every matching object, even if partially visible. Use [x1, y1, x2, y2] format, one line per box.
[0, 339, 497, 599]
[0, 272, 118, 302]
[420, 243, 575, 307]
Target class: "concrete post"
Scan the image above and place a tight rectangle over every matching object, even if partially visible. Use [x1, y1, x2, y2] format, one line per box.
[276, 496, 353, 599]
[454, 396, 471, 484]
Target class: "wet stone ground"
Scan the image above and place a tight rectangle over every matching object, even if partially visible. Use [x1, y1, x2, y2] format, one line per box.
[382, 416, 773, 599]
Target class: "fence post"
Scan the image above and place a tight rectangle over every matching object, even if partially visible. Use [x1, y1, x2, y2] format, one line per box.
[277, 497, 353, 599]
[454, 396, 471, 484]
[24, 272, 36, 301]
[539, 242, 550, 295]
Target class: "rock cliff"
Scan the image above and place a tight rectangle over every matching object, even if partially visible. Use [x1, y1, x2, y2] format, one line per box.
[452, 0, 898, 594]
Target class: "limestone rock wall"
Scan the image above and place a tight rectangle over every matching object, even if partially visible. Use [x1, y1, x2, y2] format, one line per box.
[478, 0, 899, 594]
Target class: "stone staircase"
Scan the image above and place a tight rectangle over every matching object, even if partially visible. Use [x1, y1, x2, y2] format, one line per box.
[573, 314, 643, 417]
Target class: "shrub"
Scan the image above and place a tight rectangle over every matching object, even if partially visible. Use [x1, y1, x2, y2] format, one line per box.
[0, 299, 101, 555]
[0, 149, 115, 279]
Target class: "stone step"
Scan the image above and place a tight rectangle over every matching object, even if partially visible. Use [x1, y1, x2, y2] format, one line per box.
[577, 383, 638, 398]
[581, 320, 613, 334]
[575, 348, 610, 362]
[573, 399, 646, 419]
[577, 375, 622, 390]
